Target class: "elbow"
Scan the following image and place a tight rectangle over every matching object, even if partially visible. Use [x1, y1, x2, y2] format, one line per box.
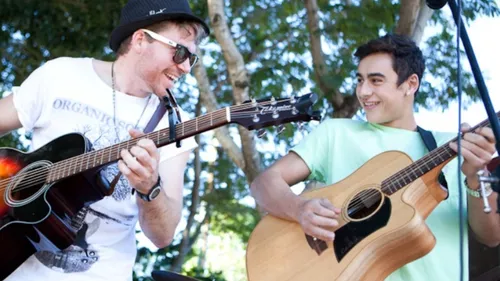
[250, 173, 267, 200]
[249, 179, 259, 198]
[474, 233, 500, 248]
[482, 239, 500, 248]
[485, 234, 500, 248]
[152, 235, 174, 249]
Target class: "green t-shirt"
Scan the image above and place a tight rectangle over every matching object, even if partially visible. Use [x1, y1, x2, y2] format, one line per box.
[292, 118, 468, 281]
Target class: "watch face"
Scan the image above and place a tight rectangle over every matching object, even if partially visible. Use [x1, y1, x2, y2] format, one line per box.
[149, 186, 162, 200]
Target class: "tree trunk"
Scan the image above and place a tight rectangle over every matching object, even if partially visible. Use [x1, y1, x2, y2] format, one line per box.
[304, 0, 360, 118]
[192, 51, 245, 170]
[395, 0, 434, 45]
[207, 0, 262, 183]
[411, 0, 434, 44]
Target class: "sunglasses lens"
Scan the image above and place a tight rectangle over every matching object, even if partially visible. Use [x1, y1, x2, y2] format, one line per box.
[173, 47, 189, 64]
[174, 46, 198, 67]
[189, 55, 198, 67]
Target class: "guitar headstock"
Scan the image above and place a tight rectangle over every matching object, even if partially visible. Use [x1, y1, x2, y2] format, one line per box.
[230, 93, 321, 131]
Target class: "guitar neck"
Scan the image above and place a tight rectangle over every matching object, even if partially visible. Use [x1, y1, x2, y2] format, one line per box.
[46, 108, 231, 182]
[381, 113, 499, 195]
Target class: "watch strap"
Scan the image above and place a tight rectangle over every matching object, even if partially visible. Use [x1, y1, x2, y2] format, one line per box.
[136, 177, 162, 202]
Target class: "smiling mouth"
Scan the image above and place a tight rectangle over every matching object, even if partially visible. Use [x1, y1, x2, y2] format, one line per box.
[363, 101, 380, 108]
[165, 73, 178, 82]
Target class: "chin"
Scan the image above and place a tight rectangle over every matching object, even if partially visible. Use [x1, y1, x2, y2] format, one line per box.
[365, 114, 379, 123]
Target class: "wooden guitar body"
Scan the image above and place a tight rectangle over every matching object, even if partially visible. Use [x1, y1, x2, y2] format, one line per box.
[246, 150, 450, 281]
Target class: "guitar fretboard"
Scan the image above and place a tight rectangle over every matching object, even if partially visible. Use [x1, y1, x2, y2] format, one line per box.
[46, 108, 230, 182]
[380, 112, 499, 195]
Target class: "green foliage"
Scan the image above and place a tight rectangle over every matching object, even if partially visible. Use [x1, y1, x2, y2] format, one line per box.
[0, 0, 124, 91]
[1, 0, 498, 280]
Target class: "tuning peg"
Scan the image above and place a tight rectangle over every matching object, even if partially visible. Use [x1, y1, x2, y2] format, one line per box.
[257, 129, 267, 138]
[270, 96, 277, 105]
[290, 95, 296, 104]
[277, 124, 285, 134]
[272, 110, 279, 119]
[252, 114, 260, 123]
[252, 98, 257, 107]
[292, 106, 298, 115]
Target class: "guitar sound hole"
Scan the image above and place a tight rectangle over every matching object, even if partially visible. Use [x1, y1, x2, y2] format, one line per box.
[6, 161, 51, 206]
[347, 188, 383, 220]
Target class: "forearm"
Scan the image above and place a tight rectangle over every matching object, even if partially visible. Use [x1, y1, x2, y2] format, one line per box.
[466, 176, 500, 247]
[251, 169, 306, 222]
[137, 189, 181, 248]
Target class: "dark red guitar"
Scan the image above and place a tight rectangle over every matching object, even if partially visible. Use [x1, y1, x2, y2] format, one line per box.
[0, 93, 320, 279]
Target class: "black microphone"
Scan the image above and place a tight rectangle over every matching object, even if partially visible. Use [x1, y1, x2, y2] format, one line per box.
[426, 0, 448, 10]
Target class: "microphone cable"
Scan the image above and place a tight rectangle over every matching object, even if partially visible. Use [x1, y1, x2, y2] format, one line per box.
[454, 0, 465, 280]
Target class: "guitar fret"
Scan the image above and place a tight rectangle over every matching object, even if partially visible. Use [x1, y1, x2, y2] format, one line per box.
[60, 162, 64, 179]
[93, 150, 98, 170]
[436, 152, 444, 162]
[117, 143, 121, 160]
[85, 152, 90, 171]
[73, 158, 79, 175]
[72, 159, 77, 175]
[101, 150, 105, 165]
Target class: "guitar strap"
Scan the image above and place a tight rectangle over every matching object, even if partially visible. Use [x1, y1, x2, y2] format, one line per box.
[416, 126, 449, 191]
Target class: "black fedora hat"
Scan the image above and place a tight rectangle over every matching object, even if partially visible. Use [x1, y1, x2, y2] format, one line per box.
[109, 0, 210, 52]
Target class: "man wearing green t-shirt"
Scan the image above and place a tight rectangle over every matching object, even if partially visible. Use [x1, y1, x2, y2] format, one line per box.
[250, 34, 500, 280]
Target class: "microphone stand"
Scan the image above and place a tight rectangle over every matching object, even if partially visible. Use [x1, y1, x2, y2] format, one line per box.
[440, 0, 500, 212]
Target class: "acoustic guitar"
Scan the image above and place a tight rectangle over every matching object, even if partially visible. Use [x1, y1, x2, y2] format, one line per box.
[0, 93, 320, 280]
[246, 112, 498, 281]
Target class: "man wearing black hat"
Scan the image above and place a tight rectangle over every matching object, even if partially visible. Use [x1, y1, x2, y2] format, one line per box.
[0, 0, 209, 280]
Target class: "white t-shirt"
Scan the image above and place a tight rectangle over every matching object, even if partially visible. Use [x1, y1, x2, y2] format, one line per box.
[6, 57, 197, 281]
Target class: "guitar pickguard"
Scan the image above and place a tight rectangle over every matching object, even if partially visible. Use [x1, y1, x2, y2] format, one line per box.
[334, 198, 391, 262]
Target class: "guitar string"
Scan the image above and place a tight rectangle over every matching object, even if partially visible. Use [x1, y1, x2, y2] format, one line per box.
[0, 118, 490, 211]
[0, 112, 229, 190]
[0, 137, 456, 211]
[0, 97, 306, 192]
[0, 98, 279, 188]
[343, 144, 458, 213]
[6, 101, 493, 212]
[348, 142, 457, 212]
[0, 117, 490, 214]
[0, 143, 481, 217]
[0, 110, 227, 187]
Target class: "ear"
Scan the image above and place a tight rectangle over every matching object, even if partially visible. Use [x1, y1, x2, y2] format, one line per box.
[405, 73, 420, 96]
[129, 30, 148, 54]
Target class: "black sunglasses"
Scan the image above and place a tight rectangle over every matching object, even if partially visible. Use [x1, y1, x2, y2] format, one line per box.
[142, 29, 198, 67]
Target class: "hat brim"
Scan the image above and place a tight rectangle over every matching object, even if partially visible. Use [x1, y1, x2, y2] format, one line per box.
[109, 12, 210, 52]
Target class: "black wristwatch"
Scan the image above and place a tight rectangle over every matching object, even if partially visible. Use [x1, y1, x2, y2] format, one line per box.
[135, 177, 162, 202]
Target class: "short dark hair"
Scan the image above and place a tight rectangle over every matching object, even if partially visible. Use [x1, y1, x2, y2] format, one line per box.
[354, 34, 425, 93]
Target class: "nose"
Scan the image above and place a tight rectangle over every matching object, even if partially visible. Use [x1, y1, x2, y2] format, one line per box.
[177, 58, 192, 74]
[357, 81, 372, 99]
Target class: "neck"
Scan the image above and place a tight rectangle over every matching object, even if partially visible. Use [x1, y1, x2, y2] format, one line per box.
[112, 58, 151, 98]
[380, 113, 417, 131]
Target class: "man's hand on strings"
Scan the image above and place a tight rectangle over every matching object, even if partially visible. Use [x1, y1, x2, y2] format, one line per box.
[449, 123, 496, 180]
[118, 129, 160, 194]
[296, 198, 341, 242]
